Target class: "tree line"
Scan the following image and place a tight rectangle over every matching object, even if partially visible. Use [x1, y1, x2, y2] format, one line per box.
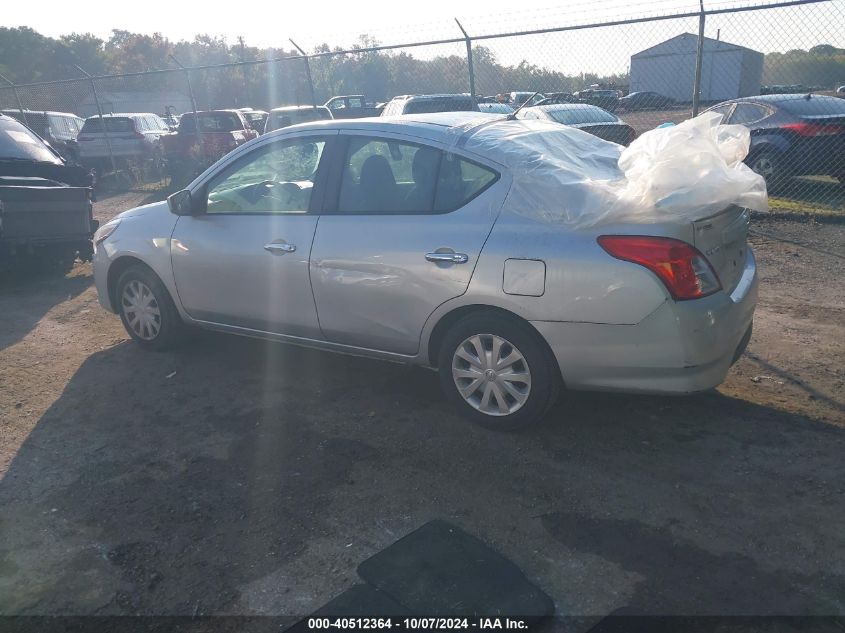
[1, 27, 842, 113]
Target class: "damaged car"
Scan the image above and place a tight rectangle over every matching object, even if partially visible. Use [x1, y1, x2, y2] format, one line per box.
[92, 112, 763, 430]
[0, 113, 97, 270]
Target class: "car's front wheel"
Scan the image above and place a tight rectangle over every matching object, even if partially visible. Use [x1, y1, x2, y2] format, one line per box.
[116, 265, 182, 351]
[438, 313, 560, 431]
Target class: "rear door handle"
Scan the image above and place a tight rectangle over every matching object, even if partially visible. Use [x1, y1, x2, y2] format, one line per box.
[425, 252, 469, 264]
[264, 242, 296, 254]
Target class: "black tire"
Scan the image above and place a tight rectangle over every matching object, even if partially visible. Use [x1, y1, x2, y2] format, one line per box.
[115, 264, 182, 351]
[437, 312, 561, 432]
[748, 151, 785, 191]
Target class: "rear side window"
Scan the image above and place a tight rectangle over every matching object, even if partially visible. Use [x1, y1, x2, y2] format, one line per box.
[729, 103, 769, 125]
[705, 104, 733, 123]
[434, 155, 498, 212]
[336, 136, 498, 214]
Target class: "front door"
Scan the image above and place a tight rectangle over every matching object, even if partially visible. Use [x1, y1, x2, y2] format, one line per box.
[171, 133, 334, 337]
[309, 133, 508, 355]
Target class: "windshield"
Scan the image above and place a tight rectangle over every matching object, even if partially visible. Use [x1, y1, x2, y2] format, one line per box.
[80, 117, 135, 133]
[179, 112, 241, 132]
[547, 106, 618, 125]
[478, 103, 514, 114]
[404, 98, 476, 114]
[0, 116, 62, 163]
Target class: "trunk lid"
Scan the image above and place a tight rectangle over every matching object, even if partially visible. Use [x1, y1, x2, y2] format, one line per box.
[691, 205, 750, 294]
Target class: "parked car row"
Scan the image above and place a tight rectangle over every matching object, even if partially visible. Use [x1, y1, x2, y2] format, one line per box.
[7, 86, 842, 192]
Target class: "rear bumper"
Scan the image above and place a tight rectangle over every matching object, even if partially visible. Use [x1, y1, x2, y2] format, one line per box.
[532, 249, 758, 395]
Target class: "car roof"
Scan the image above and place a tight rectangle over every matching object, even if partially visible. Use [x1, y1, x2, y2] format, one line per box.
[2, 109, 81, 117]
[390, 94, 473, 102]
[83, 112, 160, 119]
[270, 111, 499, 142]
[534, 103, 610, 113]
[270, 105, 328, 113]
[727, 93, 841, 106]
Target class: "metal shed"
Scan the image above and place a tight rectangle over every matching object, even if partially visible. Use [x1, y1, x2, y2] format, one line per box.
[629, 33, 764, 103]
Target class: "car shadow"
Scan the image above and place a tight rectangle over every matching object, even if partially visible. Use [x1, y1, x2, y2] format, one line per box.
[1, 331, 844, 616]
[0, 265, 92, 351]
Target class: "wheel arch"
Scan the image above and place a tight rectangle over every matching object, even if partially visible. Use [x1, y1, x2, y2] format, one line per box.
[426, 304, 563, 383]
[106, 255, 158, 313]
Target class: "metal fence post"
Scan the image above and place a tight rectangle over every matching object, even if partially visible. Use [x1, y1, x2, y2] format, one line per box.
[75, 65, 118, 177]
[0, 73, 30, 128]
[290, 40, 317, 107]
[455, 19, 475, 99]
[169, 54, 205, 166]
[692, 0, 706, 117]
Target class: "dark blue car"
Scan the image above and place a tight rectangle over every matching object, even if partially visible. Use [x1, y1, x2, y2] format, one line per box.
[703, 93, 845, 186]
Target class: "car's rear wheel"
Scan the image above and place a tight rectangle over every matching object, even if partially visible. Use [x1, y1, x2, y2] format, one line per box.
[438, 313, 560, 431]
[116, 265, 182, 351]
[748, 151, 785, 190]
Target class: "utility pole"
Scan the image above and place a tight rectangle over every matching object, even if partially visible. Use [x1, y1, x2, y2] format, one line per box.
[74, 65, 117, 177]
[692, 0, 706, 116]
[290, 39, 317, 107]
[455, 19, 475, 99]
[169, 54, 205, 164]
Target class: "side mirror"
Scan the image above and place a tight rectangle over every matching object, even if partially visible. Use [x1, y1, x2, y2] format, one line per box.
[168, 189, 194, 216]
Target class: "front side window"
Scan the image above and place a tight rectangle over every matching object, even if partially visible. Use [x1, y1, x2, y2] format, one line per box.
[206, 139, 327, 214]
[336, 136, 498, 214]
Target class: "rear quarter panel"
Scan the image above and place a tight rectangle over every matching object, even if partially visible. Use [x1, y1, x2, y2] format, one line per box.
[461, 210, 676, 325]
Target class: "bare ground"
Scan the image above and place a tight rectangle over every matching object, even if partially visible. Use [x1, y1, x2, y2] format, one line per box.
[0, 191, 843, 618]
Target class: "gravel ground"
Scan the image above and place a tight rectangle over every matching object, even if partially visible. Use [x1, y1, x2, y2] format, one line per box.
[0, 191, 843, 620]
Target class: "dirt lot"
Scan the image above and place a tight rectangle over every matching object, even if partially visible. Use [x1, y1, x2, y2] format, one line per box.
[0, 191, 843, 620]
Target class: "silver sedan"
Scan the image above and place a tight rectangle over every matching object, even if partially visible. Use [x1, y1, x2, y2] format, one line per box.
[92, 113, 757, 430]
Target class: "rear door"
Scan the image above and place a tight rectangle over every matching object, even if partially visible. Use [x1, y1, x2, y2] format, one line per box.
[309, 132, 509, 355]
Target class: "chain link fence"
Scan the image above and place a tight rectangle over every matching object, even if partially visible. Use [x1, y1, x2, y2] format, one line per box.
[1, 0, 843, 208]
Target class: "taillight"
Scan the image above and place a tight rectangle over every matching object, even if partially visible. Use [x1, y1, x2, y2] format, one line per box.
[782, 122, 841, 137]
[597, 235, 721, 300]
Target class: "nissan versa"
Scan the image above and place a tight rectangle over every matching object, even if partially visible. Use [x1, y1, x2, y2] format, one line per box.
[92, 112, 757, 430]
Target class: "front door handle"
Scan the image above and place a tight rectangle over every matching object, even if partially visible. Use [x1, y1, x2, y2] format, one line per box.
[264, 242, 296, 254]
[425, 252, 469, 264]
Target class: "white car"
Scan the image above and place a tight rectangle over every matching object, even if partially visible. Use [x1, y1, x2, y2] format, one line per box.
[77, 113, 170, 171]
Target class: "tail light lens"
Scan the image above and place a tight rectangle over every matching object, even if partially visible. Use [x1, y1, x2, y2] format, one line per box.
[782, 122, 841, 137]
[597, 235, 721, 300]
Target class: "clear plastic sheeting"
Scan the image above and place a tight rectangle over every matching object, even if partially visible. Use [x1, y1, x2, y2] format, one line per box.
[453, 112, 768, 229]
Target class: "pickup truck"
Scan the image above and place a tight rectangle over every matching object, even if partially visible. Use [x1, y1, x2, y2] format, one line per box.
[324, 95, 383, 119]
[162, 110, 258, 186]
[0, 114, 96, 270]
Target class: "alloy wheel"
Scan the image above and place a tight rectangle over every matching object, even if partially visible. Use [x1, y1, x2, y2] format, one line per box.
[451, 333, 532, 416]
[121, 279, 161, 341]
